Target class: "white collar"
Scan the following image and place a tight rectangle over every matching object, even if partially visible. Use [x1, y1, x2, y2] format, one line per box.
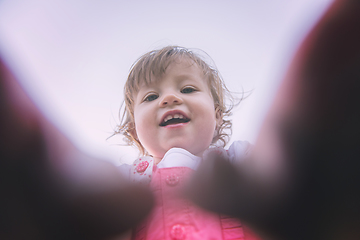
[156, 148, 202, 170]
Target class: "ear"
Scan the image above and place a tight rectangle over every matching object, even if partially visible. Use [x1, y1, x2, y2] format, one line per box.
[215, 107, 223, 130]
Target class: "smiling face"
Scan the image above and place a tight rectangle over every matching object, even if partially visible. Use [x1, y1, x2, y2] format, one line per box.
[133, 59, 220, 163]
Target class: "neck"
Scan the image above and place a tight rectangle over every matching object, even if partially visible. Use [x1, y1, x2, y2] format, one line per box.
[153, 156, 163, 165]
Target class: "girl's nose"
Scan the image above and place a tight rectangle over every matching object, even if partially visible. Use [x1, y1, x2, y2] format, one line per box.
[159, 93, 183, 107]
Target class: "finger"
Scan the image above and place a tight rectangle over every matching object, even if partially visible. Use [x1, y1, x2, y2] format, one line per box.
[184, 152, 288, 239]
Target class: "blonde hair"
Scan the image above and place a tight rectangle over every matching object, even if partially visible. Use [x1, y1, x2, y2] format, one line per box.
[114, 46, 242, 156]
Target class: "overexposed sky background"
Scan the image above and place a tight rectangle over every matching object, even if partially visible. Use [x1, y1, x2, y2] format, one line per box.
[0, 0, 333, 165]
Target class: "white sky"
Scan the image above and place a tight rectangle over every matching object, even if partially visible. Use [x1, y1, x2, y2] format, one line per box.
[0, 0, 333, 165]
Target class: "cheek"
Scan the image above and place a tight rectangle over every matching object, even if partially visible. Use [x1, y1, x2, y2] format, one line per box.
[134, 109, 157, 144]
[134, 115, 146, 133]
[197, 118, 217, 150]
[202, 99, 217, 124]
[133, 110, 146, 138]
[197, 106, 217, 136]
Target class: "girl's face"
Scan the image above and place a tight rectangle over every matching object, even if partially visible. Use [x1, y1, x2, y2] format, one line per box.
[133, 59, 221, 163]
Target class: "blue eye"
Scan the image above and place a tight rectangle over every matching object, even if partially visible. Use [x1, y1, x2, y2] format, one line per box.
[181, 87, 196, 94]
[144, 94, 158, 102]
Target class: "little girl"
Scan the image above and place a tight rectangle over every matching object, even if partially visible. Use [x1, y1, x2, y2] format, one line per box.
[116, 46, 260, 240]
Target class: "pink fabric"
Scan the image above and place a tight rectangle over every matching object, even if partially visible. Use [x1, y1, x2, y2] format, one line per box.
[132, 166, 260, 240]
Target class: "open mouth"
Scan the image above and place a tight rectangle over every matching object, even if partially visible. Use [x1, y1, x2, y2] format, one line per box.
[159, 113, 190, 126]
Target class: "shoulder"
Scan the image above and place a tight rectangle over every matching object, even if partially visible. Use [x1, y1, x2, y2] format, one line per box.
[117, 163, 132, 179]
[203, 141, 252, 163]
[131, 156, 154, 185]
[227, 140, 252, 163]
[117, 156, 154, 184]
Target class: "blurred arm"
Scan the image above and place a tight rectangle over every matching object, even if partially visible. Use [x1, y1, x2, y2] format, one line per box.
[0, 57, 153, 240]
[186, 0, 360, 239]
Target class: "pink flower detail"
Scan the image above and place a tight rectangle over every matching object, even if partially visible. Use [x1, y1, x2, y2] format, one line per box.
[136, 161, 149, 173]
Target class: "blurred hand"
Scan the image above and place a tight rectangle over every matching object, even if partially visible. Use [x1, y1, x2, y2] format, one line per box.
[0, 59, 153, 240]
[186, 0, 360, 239]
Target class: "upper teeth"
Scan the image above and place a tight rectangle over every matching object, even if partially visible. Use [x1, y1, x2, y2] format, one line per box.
[164, 114, 184, 123]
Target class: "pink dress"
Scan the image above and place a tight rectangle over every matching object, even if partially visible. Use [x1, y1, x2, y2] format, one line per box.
[119, 141, 261, 240]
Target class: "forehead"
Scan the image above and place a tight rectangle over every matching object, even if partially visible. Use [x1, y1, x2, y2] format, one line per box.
[137, 58, 207, 89]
